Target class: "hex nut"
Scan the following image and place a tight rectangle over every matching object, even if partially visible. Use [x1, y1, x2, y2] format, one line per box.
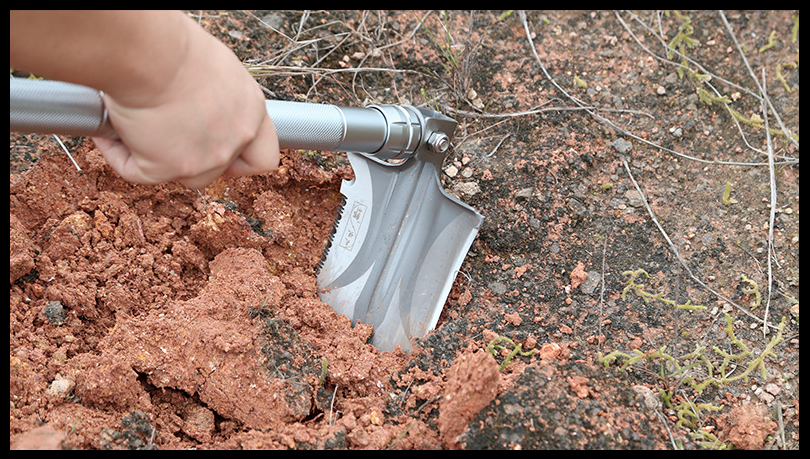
[427, 132, 450, 153]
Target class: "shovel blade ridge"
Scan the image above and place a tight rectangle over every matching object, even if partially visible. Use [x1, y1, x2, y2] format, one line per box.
[316, 152, 483, 352]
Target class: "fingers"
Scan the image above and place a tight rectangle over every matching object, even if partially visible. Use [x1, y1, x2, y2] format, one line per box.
[223, 114, 280, 178]
[93, 136, 157, 185]
[95, 113, 280, 189]
[94, 62, 279, 189]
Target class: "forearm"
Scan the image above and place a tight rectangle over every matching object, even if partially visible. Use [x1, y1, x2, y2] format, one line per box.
[10, 11, 192, 103]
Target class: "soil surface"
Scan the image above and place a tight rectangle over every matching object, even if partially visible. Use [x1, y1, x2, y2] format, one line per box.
[10, 10, 799, 450]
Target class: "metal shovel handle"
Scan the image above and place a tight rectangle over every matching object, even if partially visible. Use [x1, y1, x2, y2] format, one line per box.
[9, 78, 437, 160]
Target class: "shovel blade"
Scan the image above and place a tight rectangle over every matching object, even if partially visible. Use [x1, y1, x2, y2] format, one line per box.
[317, 152, 483, 352]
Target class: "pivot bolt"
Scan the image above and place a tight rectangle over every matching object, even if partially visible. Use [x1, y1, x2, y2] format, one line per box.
[426, 132, 450, 153]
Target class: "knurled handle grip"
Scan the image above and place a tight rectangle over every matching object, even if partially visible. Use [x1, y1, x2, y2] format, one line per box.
[9, 78, 117, 138]
[10, 78, 423, 159]
[266, 100, 386, 153]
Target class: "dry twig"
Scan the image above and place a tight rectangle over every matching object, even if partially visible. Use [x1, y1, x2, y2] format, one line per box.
[759, 68, 777, 337]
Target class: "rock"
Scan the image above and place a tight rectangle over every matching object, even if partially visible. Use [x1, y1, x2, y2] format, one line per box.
[259, 13, 285, 30]
[719, 403, 777, 450]
[181, 403, 216, 443]
[488, 281, 507, 295]
[624, 189, 645, 208]
[43, 301, 67, 325]
[580, 271, 602, 295]
[632, 385, 662, 411]
[569, 262, 587, 290]
[514, 187, 534, 200]
[45, 374, 75, 400]
[452, 181, 481, 197]
[611, 138, 633, 154]
[764, 383, 781, 396]
[10, 425, 65, 450]
[9, 213, 37, 283]
[538, 342, 563, 360]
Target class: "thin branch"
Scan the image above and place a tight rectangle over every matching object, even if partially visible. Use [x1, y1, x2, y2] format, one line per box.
[597, 228, 613, 354]
[443, 103, 655, 120]
[486, 134, 511, 158]
[248, 64, 423, 79]
[760, 68, 777, 338]
[52, 135, 81, 172]
[656, 411, 681, 450]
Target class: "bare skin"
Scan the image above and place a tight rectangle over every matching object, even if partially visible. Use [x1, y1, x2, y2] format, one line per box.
[10, 11, 279, 189]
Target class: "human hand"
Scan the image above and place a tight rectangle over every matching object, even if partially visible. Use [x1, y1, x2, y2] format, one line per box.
[92, 16, 279, 189]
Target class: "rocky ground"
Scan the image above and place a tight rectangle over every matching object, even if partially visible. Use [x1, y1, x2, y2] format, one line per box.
[11, 10, 799, 449]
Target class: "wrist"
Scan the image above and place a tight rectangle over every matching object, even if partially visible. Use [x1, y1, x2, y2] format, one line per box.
[96, 12, 196, 107]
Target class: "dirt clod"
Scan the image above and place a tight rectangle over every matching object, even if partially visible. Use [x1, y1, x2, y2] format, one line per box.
[718, 403, 777, 450]
[438, 350, 500, 448]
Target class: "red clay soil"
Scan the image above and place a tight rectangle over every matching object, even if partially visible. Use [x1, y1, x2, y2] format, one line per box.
[9, 141, 515, 449]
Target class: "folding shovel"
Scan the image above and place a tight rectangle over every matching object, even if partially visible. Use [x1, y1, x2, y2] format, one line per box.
[10, 78, 484, 352]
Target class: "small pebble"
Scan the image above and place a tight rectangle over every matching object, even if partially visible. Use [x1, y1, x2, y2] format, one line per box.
[44, 301, 66, 325]
[611, 138, 633, 154]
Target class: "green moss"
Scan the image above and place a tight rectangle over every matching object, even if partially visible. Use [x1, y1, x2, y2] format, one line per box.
[739, 273, 762, 310]
[689, 430, 730, 450]
[660, 12, 798, 143]
[621, 269, 707, 311]
[697, 87, 731, 106]
[667, 11, 700, 75]
[598, 314, 786, 449]
[719, 315, 787, 383]
[777, 57, 798, 93]
[758, 30, 779, 53]
[729, 105, 799, 142]
[601, 313, 787, 390]
[486, 336, 534, 371]
[675, 400, 728, 449]
[496, 10, 514, 22]
[722, 181, 733, 204]
[675, 399, 723, 429]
